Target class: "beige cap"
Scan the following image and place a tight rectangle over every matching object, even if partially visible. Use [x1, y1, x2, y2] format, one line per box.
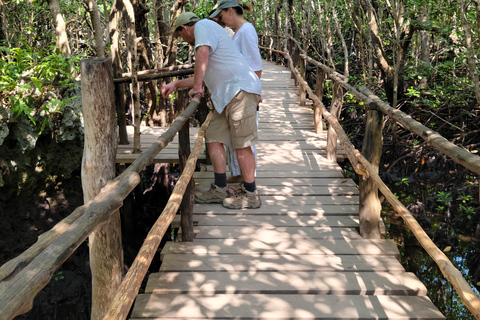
[173, 12, 200, 36]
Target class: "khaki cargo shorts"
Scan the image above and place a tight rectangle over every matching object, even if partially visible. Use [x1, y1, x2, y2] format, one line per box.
[206, 90, 260, 149]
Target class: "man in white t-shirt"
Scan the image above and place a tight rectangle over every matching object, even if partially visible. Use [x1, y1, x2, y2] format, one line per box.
[161, 12, 262, 209]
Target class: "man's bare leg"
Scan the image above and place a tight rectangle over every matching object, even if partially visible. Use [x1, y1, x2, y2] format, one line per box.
[194, 141, 228, 204]
[207, 142, 227, 174]
[235, 147, 255, 184]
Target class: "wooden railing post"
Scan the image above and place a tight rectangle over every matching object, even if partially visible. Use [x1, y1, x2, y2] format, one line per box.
[299, 56, 306, 106]
[267, 35, 273, 61]
[326, 80, 343, 161]
[359, 101, 384, 239]
[177, 88, 194, 241]
[275, 35, 281, 64]
[80, 58, 124, 320]
[314, 67, 325, 133]
[289, 39, 299, 86]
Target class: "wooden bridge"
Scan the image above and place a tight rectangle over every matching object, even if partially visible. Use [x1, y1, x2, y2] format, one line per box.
[127, 60, 444, 319]
[4, 41, 480, 320]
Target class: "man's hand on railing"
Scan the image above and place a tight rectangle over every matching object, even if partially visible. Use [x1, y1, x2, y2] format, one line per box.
[189, 86, 204, 99]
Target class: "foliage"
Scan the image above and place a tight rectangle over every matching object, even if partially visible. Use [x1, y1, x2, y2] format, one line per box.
[0, 45, 81, 134]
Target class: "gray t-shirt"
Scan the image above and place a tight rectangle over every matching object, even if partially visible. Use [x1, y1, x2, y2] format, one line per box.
[194, 19, 262, 113]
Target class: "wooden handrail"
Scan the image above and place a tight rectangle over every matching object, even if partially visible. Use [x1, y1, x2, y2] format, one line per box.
[258, 45, 287, 55]
[103, 110, 213, 320]
[0, 95, 203, 320]
[114, 68, 194, 84]
[258, 33, 289, 39]
[265, 42, 480, 319]
[121, 63, 194, 78]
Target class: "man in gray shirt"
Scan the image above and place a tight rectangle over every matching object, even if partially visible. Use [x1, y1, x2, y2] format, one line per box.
[161, 12, 262, 209]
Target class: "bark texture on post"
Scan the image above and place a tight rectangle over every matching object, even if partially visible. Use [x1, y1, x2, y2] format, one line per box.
[314, 67, 324, 134]
[359, 106, 383, 239]
[80, 58, 124, 320]
[84, 0, 105, 58]
[326, 81, 343, 161]
[299, 56, 306, 106]
[109, 0, 129, 144]
[49, 0, 71, 57]
[177, 89, 194, 241]
[124, 0, 141, 153]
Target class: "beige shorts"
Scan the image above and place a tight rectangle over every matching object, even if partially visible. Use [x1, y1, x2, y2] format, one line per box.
[206, 91, 260, 149]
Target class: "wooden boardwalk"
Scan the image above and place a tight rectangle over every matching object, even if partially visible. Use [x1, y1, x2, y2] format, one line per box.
[130, 61, 445, 319]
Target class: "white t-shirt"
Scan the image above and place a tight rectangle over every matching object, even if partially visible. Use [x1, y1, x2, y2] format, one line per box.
[194, 19, 261, 113]
[233, 22, 262, 72]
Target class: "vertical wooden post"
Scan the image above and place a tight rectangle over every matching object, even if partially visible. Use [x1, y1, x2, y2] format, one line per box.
[267, 35, 272, 61]
[359, 101, 383, 239]
[289, 40, 299, 86]
[110, 6, 129, 145]
[80, 58, 124, 320]
[275, 36, 281, 64]
[326, 80, 343, 161]
[177, 88, 194, 241]
[299, 56, 306, 106]
[314, 67, 324, 134]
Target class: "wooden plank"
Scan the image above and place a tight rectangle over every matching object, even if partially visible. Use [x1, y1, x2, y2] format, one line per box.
[194, 171, 346, 179]
[145, 271, 427, 296]
[191, 215, 358, 227]
[195, 177, 357, 187]
[188, 226, 361, 240]
[116, 153, 206, 164]
[161, 239, 400, 257]
[194, 184, 358, 197]
[130, 294, 445, 319]
[159, 254, 405, 273]
[252, 195, 359, 206]
[192, 203, 359, 216]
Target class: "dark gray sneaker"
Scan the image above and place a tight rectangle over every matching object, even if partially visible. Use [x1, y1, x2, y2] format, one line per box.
[223, 185, 262, 209]
[194, 183, 228, 204]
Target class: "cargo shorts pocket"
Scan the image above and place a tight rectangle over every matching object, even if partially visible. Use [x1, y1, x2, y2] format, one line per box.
[231, 113, 256, 138]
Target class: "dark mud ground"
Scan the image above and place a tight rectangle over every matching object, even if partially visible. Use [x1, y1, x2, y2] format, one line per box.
[1, 164, 174, 320]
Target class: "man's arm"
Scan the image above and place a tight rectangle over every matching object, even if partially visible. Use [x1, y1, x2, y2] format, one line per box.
[161, 77, 195, 99]
[189, 45, 210, 98]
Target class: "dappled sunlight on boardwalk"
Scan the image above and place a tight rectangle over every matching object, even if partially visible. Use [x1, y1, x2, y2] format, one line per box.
[130, 60, 444, 320]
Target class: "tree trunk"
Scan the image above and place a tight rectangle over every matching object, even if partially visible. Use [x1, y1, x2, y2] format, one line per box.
[133, 0, 157, 126]
[331, 2, 349, 77]
[124, 0, 142, 153]
[49, 0, 71, 57]
[472, 0, 480, 45]
[154, 0, 168, 126]
[348, 0, 367, 82]
[391, 0, 405, 108]
[0, 0, 7, 45]
[274, 3, 281, 63]
[81, 58, 124, 320]
[323, 1, 334, 69]
[418, 6, 429, 88]
[287, 0, 299, 39]
[84, 0, 105, 58]
[109, 0, 129, 144]
[460, 0, 480, 105]
[164, 0, 185, 67]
